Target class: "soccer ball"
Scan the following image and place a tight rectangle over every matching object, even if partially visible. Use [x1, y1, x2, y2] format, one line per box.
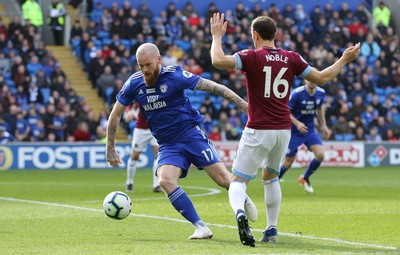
[103, 191, 132, 220]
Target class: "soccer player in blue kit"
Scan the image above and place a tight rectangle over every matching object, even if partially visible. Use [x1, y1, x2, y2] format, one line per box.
[106, 43, 257, 240]
[279, 80, 331, 193]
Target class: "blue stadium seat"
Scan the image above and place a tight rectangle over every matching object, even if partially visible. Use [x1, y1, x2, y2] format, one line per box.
[94, 39, 103, 48]
[98, 31, 110, 40]
[120, 39, 131, 49]
[335, 134, 344, 141]
[393, 114, 400, 125]
[5, 79, 15, 88]
[105, 87, 114, 106]
[102, 38, 112, 45]
[343, 134, 355, 141]
[2, 71, 11, 79]
[71, 38, 81, 58]
[374, 87, 384, 96]
[200, 72, 212, 79]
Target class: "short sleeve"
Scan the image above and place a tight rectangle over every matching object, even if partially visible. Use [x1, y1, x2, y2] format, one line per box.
[174, 65, 200, 91]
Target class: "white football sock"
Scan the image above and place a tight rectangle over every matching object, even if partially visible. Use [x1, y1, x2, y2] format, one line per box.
[152, 159, 159, 188]
[126, 157, 137, 185]
[229, 181, 247, 217]
[262, 178, 281, 229]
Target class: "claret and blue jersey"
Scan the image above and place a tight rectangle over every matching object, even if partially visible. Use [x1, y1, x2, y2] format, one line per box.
[116, 65, 204, 144]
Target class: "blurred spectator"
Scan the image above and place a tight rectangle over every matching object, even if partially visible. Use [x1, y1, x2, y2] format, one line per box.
[15, 111, 30, 141]
[366, 126, 382, 141]
[50, 109, 66, 141]
[48, 0, 66, 45]
[0, 126, 14, 144]
[70, 19, 83, 43]
[100, 8, 112, 32]
[224, 123, 240, 141]
[373, 1, 391, 27]
[206, 3, 220, 23]
[74, 121, 92, 141]
[354, 4, 368, 24]
[208, 126, 222, 141]
[27, 81, 43, 104]
[96, 65, 114, 98]
[95, 125, 107, 142]
[90, 2, 103, 23]
[138, 2, 154, 21]
[31, 119, 46, 141]
[8, 15, 23, 36]
[50, 62, 66, 81]
[353, 126, 367, 141]
[26, 55, 44, 76]
[123, 17, 141, 39]
[0, 51, 10, 74]
[22, 0, 43, 28]
[376, 67, 394, 88]
[360, 34, 381, 63]
[185, 58, 203, 76]
[383, 128, 398, 141]
[333, 115, 351, 135]
[361, 105, 379, 127]
[162, 49, 177, 66]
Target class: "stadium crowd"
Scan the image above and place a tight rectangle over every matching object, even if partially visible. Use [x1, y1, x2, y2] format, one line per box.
[1, 1, 399, 143]
[0, 13, 108, 143]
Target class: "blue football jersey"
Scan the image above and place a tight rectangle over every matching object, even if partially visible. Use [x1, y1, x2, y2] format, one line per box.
[288, 85, 326, 135]
[116, 65, 204, 144]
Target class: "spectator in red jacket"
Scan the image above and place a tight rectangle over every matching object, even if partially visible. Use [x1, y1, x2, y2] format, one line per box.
[74, 121, 92, 141]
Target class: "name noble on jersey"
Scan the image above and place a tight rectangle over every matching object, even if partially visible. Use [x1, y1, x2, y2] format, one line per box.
[265, 54, 288, 63]
[143, 95, 167, 111]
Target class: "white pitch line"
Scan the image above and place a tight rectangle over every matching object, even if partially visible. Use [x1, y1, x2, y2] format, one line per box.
[0, 196, 397, 251]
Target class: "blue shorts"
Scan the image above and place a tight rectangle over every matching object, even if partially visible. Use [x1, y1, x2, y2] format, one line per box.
[157, 126, 222, 178]
[286, 131, 323, 157]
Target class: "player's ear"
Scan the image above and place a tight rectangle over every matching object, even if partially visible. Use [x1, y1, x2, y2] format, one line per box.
[157, 55, 162, 64]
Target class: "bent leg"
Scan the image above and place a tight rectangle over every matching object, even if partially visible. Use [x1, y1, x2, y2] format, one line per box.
[279, 156, 295, 179]
[158, 164, 207, 234]
[303, 144, 325, 179]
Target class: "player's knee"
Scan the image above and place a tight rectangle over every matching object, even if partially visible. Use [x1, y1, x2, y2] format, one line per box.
[315, 152, 325, 162]
[158, 176, 177, 191]
[215, 175, 230, 189]
[283, 158, 294, 169]
[131, 152, 140, 160]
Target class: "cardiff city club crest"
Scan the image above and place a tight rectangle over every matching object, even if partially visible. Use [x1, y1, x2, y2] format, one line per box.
[160, 84, 168, 93]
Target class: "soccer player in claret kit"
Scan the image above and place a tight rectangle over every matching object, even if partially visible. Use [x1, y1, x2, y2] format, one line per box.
[106, 43, 258, 240]
[124, 102, 161, 193]
[279, 80, 331, 193]
[210, 13, 360, 246]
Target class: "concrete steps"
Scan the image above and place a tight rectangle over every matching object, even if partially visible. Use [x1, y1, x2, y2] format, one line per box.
[46, 45, 129, 142]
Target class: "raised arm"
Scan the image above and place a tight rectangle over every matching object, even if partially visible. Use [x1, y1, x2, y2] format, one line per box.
[195, 77, 248, 115]
[106, 101, 127, 166]
[210, 13, 235, 70]
[305, 42, 361, 85]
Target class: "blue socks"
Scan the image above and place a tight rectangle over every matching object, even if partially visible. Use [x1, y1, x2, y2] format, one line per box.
[168, 187, 201, 225]
[303, 159, 321, 179]
[279, 164, 288, 179]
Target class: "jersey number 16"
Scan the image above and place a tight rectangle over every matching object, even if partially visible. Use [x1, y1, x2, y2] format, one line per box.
[263, 66, 289, 99]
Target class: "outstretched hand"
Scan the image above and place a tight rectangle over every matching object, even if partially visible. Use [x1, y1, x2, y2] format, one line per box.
[342, 42, 361, 63]
[210, 13, 227, 37]
[106, 148, 122, 166]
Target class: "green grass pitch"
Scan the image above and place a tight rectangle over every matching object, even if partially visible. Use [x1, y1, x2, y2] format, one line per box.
[0, 166, 399, 254]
